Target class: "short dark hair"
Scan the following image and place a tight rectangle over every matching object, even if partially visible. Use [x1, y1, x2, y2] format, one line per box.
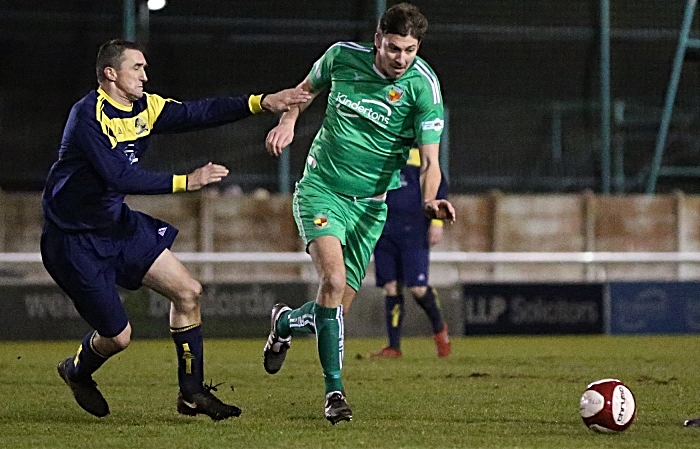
[96, 39, 144, 83]
[378, 3, 428, 41]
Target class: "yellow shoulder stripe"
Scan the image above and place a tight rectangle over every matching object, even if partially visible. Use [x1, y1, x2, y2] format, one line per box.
[95, 91, 178, 148]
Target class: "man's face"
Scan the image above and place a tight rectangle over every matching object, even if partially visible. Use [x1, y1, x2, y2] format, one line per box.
[113, 49, 148, 101]
[374, 33, 420, 80]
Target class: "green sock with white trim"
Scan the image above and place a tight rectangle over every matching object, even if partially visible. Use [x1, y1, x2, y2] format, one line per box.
[313, 303, 345, 394]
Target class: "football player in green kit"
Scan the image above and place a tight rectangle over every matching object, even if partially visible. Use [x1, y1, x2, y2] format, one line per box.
[263, 2, 456, 424]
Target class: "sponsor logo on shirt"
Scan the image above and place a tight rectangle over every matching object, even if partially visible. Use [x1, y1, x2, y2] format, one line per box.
[335, 92, 391, 126]
[158, 227, 167, 237]
[124, 144, 139, 165]
[421, 118, 444, 132]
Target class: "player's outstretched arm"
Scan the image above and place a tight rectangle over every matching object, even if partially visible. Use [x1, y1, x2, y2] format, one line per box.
[265, 77, 320, 156]
[261, 87, 311, 113]
[419, 143, 456, 223]
[186, 162, 229, 191]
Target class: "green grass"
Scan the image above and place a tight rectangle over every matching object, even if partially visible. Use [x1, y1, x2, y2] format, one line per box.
[1, 335, 700, 448]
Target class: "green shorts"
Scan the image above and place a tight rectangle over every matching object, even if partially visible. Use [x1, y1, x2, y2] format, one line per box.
[293, 178, 387, 291]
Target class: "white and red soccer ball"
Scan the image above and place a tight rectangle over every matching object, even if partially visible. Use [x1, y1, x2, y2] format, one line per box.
[579, 378, 636, 433]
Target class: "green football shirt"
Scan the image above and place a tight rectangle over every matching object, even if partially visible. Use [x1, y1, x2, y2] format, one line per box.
[302, 41, 444, 198]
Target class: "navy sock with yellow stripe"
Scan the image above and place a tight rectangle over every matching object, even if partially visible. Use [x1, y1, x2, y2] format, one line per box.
[69, 330, 108, 381]
[171, 323, 204, 396]
[385, 294, 404, 350]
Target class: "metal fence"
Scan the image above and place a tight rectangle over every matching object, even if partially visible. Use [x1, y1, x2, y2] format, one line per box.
[3, 1, 700, 193]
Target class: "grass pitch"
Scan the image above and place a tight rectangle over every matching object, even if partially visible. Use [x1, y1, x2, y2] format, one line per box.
[1, 335, 700, 448]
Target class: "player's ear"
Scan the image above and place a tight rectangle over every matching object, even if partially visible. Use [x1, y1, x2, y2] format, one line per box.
[104, 67, 117, 82]
[374, 32, 381, 49]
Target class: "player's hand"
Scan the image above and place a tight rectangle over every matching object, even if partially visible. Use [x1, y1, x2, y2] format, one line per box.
[265, 122, 295, 156]
[423, 199, 456, 223]
[186, 162, 229, 191]
[261, 87, 311, 113]
[428, 224, 444, 247]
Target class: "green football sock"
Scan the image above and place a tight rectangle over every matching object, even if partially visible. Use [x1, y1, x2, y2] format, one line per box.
[314, 303, 345, 394]
[278, 301, 317, 338]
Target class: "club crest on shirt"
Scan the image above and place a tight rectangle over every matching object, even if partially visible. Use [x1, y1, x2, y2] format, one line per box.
[387, 85, 405, 105]
[313, 214, 329, 228]
[135, 117, 148, 135]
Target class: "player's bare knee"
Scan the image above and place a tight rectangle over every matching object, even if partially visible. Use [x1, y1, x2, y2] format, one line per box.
[111, 331, 131, 352]
[320, 272, 346, 296]
[411, 286, 428, 301]
[384, 281, 399, 296]
[173, 278, 202, 313]
[97, 325, 131, 354]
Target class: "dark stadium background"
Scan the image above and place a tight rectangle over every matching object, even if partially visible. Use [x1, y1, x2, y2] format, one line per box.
[2, 0, 700, 193]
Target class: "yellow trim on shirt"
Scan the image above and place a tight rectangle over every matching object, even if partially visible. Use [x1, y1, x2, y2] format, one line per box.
[173, 175, 187, 193]
[97, 87, 133, 111]
[95, 91, 176, 148]
[248, 94, 264, 114]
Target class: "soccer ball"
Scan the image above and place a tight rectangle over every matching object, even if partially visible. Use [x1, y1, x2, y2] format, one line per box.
[579, 378, 636, 433]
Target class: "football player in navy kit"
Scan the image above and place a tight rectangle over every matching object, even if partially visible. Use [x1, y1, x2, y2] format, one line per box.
[42, 39, 309, 420]
[371, 148, 451, 359]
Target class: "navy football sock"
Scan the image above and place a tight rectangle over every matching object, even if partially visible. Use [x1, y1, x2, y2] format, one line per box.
[414, 287, 444, 334]
[384, 294, 404, 350]
[171, 323, 205, 397]
[69, 330, 108, 381]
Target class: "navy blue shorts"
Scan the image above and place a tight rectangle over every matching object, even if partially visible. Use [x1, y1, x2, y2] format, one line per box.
[373, 231, 430, 288]
[40, 209, 178, 337]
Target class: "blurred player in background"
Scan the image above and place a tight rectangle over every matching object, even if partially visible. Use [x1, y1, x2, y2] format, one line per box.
[371, 148, 451, 359]
[685, 416, 700, 427]
[41, 39, 309, 420]
[262, 3, 455, 424]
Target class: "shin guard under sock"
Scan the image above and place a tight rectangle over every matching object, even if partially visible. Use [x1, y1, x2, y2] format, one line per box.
[384, 294, 404, 350]
[69, 330, 108, 381]
[171, 323, 204, 396]
[415, 287, 444, 334]
[279, 300, 317, 338]
[314, 303, 344, 394]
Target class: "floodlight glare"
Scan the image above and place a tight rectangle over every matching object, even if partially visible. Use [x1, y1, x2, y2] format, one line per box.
[147, 0, 167, 11]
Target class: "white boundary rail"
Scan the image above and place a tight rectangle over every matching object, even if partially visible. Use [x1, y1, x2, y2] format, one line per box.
[4, 252, 700, 264]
